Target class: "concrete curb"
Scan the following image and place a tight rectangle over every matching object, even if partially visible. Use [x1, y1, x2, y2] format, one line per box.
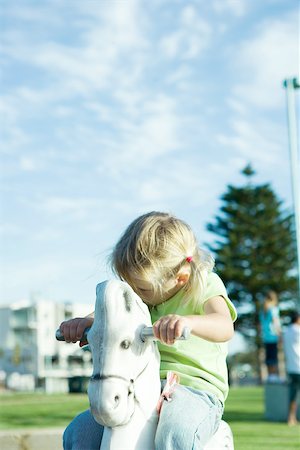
[0, 428, 64, 450]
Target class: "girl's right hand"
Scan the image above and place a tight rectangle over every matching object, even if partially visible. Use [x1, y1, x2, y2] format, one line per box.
[59, 316, 94, 347]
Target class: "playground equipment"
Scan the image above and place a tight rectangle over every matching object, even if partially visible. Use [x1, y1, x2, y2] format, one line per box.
[57, 279, 234, 449]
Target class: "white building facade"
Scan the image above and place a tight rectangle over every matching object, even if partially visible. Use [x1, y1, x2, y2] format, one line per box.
[0, 299, 94, 393]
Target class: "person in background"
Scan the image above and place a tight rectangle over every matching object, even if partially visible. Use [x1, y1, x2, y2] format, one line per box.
[283, 310, 300, 426]
[260, 291, 281, 381]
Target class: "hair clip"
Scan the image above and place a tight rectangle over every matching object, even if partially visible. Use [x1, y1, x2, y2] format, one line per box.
[186, 256, 193, 263]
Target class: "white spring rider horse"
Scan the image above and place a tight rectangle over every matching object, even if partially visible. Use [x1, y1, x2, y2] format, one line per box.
[87, 280, 234, 450]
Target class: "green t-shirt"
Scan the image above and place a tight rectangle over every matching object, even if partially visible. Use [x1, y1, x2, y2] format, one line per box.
[150, 272, 237, 403]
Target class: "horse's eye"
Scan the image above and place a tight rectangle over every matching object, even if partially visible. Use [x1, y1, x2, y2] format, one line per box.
[120, 339, 131, 349]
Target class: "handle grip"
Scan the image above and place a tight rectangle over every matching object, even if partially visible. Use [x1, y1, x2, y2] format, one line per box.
[55, 328, 90, 342]
[55, 326, 190, 343]
[140, 326, 190, 341]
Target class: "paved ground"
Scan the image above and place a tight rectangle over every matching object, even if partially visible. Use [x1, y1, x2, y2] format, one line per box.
[0, 428, 64, 450]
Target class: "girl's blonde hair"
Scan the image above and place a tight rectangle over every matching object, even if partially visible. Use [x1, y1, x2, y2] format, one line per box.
[109, 211, 214, 304]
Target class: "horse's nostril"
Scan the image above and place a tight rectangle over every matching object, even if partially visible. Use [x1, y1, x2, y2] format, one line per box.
[114, 395, 120, 406]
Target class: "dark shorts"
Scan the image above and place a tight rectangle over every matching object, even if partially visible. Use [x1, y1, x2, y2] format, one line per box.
[264, 343, 278, 366]
[288, 373, 300, 402]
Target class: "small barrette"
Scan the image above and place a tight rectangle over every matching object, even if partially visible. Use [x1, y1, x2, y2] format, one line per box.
[186, 256, 193, 263]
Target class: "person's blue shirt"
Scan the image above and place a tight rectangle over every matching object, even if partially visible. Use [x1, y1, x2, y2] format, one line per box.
[260, 306, 280, 343]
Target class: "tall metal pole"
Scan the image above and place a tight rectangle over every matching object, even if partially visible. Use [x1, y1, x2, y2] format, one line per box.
[283, 77, 300, 298]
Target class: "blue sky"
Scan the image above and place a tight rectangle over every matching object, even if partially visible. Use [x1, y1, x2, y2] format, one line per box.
[1, 0, 299, 305]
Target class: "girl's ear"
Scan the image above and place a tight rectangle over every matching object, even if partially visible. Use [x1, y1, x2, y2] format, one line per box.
[176, 271, 190, 287]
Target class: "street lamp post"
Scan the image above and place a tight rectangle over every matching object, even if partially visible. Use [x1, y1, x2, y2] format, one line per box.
[283, 77, 300, 298]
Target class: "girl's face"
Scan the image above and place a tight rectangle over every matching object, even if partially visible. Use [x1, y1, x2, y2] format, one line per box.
[128, 273, 182, 307]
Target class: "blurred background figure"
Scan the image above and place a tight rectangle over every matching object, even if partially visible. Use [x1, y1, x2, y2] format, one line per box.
[260, 291, 282, 381]
[283, 310, 300, 426]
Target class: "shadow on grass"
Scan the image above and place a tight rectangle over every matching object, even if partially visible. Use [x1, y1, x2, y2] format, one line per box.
[0, 411, 75, 429]
[223, 411, 265, 422]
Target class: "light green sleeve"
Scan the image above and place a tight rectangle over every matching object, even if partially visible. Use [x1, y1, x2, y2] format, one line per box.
[200, 272, 237, 322]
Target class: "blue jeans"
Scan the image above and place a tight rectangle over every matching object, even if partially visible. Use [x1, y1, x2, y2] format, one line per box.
[63, 385, 223, 450]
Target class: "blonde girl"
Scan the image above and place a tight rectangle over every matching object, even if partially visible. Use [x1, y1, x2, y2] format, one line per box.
[61, 211, 237, 450]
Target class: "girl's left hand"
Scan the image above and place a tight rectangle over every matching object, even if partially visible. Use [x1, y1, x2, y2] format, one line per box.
[153, 314, 191, 345]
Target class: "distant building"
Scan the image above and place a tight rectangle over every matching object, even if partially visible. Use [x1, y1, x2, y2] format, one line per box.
[0, 299, 94, 393]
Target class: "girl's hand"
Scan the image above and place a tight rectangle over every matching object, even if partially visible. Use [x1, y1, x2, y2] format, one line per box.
[59, 317, 94, 347]
[153, 314, 191, 345]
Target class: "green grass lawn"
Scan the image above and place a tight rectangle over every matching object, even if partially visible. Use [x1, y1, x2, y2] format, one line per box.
[223, 387, 300, 450]
[0, 392, 89, 429]
[0, 387, 299, 449]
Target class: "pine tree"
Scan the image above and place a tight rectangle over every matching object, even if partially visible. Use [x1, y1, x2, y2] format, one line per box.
[206, 164, 298, 379]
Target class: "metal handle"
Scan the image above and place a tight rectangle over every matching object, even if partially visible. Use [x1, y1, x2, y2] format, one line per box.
[55, 328, 90, 342]
[56, 326, 190, 343]
[140, 326, 190, 342]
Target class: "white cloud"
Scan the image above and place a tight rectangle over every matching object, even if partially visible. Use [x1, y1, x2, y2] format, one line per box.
[98, 0, 147, 49]
[165, 64, 193, 88]
[38, 196, 104, 220]
[212, 0, 248, 17]
[216, 9, 297, 189]
[53, 105, 75, 118]
[1, 256, 98, 303]
[217, 117, 287, 165]
[137, 156, 222, 208]
[19, 157, 39, 172]
[95, 93, 181, 174]
[226, 97, 248, 115]
[160, 32, 181, 59]
[0, 223, 23, 237]
[3, 2, 64, 26]
[1, 0, 296, 304]
[1, 0, 149, 103]
[160, 5, 212, 59]
[0, 124, 30, 155]
[232, 12, 298, 109]
[33, 228, 63, 241]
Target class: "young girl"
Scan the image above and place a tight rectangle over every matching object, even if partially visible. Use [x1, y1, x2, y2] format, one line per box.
[61, 211, 237, 450]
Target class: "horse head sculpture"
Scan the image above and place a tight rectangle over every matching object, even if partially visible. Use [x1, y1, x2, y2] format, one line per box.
[86, 279, 234, 450]
[87, 279, 161, 450]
